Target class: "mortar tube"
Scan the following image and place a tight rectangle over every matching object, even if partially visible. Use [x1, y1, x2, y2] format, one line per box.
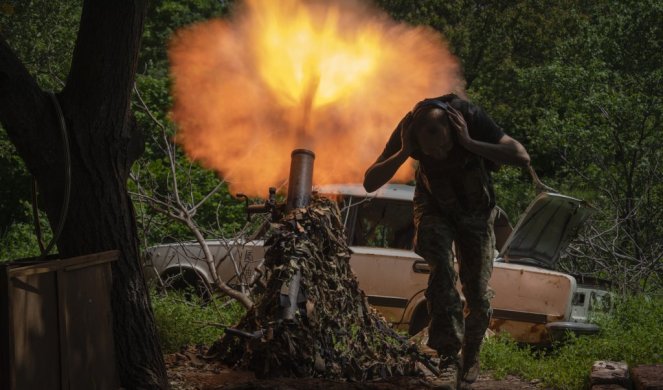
[286, 149, 315, 211]
[282, 149, 315, 321]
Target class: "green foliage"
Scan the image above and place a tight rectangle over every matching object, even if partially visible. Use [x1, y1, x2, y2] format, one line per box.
[141, 0, 231, 72]
[130, 149, 248, 246]
[0, 201, 51, 261]
[0, 0, 81, 232]
[491, 165, 535, 223]
[0, 137, 31, 228]
[525, 1, 663, 292]
[131, 0, 248, 248]
[0, 0, 80, 89]
[0, 221, 40, 261]
[481, 294, 663, 389]
[151, 289, 245, 353]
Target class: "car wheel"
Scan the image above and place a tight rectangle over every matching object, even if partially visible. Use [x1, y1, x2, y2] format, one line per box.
[160, 269, 211, 302]
[408, 303, 430, 336]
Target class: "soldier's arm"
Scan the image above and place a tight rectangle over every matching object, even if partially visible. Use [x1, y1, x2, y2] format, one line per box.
[363, 114, 415, 193]
[448, 108, 530, 167]
[363, 149, 410, 193]
[463, 133, 531, 167]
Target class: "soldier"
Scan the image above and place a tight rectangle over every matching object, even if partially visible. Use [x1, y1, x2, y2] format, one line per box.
[363, 94, 530, 389]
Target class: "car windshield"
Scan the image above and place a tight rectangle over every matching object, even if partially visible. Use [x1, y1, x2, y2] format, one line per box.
[342, 197, 414, 250]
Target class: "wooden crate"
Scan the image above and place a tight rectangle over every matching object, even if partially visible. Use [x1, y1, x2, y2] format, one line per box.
[0, 251, 119, 390]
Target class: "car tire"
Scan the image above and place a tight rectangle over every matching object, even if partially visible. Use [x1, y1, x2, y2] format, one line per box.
[160, 268, 211, 302]
[408, 303, 430, 336]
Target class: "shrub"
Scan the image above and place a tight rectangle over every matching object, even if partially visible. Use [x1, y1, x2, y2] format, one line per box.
[0, 221, 43, 262]
[151, 289, 246, 353]
[481, 294, 663, 389]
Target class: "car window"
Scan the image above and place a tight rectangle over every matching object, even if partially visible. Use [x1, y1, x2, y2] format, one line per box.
[572, 292, 586, 306]
[349, 198, 414, 250]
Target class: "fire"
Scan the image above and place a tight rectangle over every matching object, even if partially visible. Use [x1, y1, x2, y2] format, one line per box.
[256, 4, 376, 108]
[170, 0, 463, 196]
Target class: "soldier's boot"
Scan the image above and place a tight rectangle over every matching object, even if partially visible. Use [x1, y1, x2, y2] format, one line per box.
[431, 355, 461, 390]
[461, 341, 482, 384]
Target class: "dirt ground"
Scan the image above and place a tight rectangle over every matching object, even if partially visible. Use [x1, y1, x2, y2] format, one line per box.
[166, 348, 548, 390]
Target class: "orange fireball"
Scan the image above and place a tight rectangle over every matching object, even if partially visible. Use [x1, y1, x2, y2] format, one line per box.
[170, 0, 463, 196]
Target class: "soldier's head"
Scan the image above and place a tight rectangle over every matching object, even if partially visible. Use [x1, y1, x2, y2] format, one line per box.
[412, 106, 454, 160]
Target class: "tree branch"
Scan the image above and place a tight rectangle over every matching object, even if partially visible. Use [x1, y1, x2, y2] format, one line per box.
[64, 0, 146, 117]
[0, 35, 58, 176]
[62, 0, 148, 175]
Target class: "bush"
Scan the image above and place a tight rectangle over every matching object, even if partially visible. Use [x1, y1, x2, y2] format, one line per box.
[0, 201, 54, 262]
[0, 221, 42, 262]
[151, 289, 246, 353]
[481, 294, 663, 389]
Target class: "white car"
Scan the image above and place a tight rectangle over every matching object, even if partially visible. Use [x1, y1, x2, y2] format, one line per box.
[144, 184, 610, 344]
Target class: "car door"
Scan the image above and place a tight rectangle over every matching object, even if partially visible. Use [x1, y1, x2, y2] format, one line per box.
[340, 196, 428, 325]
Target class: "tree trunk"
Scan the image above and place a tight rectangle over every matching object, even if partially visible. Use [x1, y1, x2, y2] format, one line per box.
[0, 1, 168, 388]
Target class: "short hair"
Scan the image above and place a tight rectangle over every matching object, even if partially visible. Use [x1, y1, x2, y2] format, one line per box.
[412, 107, 449, 136]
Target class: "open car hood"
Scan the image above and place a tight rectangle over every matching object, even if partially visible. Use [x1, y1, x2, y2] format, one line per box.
[498, 192, 594, 269]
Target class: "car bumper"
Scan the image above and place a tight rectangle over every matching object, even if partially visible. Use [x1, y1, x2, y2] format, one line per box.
[545, 321, 600, 341]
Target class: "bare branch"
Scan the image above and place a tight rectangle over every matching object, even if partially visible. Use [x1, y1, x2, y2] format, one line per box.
[191, 180, 226, 215]
[131, 83, 255, 309]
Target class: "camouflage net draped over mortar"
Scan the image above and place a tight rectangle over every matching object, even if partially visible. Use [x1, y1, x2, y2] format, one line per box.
[213, 196, 431, 380]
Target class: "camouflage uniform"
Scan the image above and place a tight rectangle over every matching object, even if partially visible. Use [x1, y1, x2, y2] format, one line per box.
[413, 153, 496, 361]
[376, 95, 504, 369]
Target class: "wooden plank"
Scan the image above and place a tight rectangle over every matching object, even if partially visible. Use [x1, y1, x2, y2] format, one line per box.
[2, 251, 120, 389]
[0, 265, 13, 390]
[8, 250, 120, 277]
[62, 261, 119, 389]
[56, 269, 69, 390]
[11, 272, 61, 390]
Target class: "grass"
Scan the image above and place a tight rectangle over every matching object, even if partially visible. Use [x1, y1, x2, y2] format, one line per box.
[481, 294, 663, 389]
[150, 291, 662, 388]
[151, 289, 246, 353]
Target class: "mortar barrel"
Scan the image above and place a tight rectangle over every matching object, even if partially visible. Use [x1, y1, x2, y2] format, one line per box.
[286, 149, 315, 211]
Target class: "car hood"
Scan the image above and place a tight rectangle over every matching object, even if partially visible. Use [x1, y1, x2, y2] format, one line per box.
[498, 192, 594, 269]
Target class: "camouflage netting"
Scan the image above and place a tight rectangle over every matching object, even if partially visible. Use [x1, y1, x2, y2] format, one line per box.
[211, 196, 434, 380]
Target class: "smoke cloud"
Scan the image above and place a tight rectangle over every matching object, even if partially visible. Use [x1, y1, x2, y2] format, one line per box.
[170, 0, 463, 196]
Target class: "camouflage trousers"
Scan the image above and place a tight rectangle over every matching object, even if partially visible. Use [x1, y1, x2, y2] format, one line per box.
[413, 193, 496, 358]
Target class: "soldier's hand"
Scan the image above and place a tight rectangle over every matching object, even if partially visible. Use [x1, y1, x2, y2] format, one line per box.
[447, 107, 471, 147]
